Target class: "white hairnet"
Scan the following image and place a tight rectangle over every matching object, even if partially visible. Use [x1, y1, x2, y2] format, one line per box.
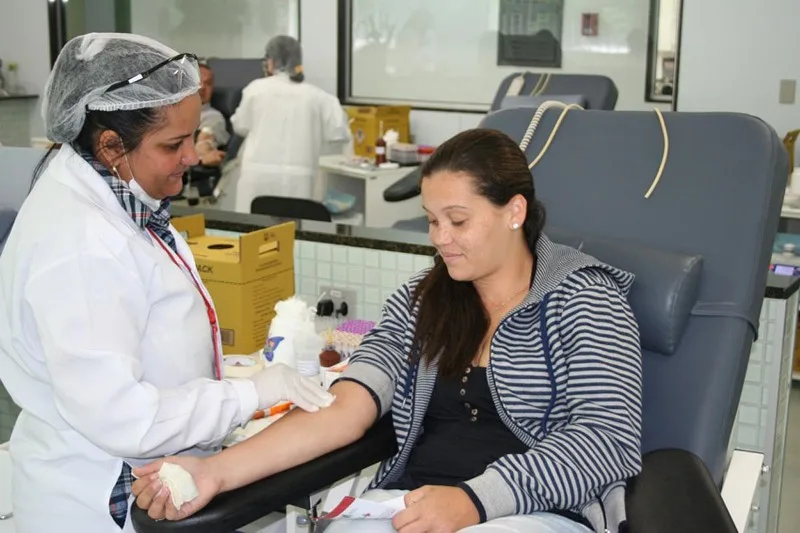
[265, 35, 303, 80]
[43, 32, 200, 143]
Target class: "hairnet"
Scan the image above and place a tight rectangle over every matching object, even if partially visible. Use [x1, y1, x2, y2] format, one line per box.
[43, 32, 200, 143]
[265, 35, 303, 79]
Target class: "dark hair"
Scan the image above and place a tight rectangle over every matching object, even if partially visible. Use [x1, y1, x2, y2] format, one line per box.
[31, 108, 164, 189]
[412, 128, 546, 378]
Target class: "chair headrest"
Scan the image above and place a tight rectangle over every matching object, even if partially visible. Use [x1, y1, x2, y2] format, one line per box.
[491, 73, 618, 111]
[205, 58, 265, 119]
[210, 87, 243, 119]
[548, 228, 703, 356]
[499, 94, 588, 110]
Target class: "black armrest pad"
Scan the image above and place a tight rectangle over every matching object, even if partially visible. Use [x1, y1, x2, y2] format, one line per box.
[188, 166, 221, 179]
[131, 415, 397, 533]
[626, 449, 737, 533]
[383, 169, 421, 202]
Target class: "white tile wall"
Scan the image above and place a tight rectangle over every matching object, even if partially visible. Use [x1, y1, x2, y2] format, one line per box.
[730, 294, 798, 533]
[293, 240, 434, 322]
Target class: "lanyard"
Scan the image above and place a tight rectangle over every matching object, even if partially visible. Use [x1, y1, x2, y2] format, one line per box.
[148, 229, 223, 381]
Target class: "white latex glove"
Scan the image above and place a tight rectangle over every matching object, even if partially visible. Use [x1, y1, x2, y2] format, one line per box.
[248, 363, 334, 412]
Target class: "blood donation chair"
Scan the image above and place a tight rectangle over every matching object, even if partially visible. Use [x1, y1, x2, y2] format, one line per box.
[132, 108, 788, 533]
[490, 72, 618, 113]
[185, 58, 263, 198]
[382, 73, 617, 205]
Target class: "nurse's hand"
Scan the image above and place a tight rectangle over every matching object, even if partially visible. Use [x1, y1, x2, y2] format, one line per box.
[247, 363, 335, 413]
[132, 457, 221, 521]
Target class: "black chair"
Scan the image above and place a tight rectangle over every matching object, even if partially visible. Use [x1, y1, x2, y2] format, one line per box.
[251, 196, 332, 222]
[183, 58, 265, 197]
[382, 167, 421, 202]
[206, 58, 264, 138]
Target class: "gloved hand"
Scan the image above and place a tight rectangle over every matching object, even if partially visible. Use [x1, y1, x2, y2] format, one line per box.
[247, 363, 335, 413]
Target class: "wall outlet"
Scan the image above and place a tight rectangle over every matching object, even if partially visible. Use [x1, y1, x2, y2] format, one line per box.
[779, 79, 796, 104]
[319, 286, 358, 318]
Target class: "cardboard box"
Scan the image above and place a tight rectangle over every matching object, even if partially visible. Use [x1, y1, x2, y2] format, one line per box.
[794, 321, 800, 376]
[172, 214, 295, 356]
[345, 105, 411, 158]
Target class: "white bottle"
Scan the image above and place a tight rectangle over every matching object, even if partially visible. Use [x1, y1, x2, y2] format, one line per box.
[264, 318, 299, 369]
[263, 297, 317, 371]
[294, 332, 323, 379]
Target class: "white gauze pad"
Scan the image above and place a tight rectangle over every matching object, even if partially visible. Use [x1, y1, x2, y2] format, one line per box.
[158, 462, 199, 509]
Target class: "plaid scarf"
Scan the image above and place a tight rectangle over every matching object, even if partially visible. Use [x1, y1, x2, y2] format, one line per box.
[75, 146, 177, 253]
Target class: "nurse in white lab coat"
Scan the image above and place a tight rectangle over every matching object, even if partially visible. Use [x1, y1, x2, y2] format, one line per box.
[231, 35, 351, 212]
[0, 33, 333, 533]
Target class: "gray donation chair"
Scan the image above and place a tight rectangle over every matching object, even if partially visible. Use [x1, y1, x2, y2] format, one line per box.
[383, 73, 617, 204]
[133, 109, 788, 532]
[490, 72, 618, 112]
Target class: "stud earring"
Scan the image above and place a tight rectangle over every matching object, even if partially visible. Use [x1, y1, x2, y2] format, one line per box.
[511, 223, 520, 230]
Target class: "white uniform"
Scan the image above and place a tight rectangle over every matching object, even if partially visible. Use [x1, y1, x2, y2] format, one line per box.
[0, 144, 259, 532]
[231, 73, 351, 212]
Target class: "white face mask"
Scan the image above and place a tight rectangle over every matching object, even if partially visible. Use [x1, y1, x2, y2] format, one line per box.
[122, 150, 162, 210]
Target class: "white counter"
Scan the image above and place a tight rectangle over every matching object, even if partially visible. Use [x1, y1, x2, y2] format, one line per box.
[318, 155, 425, 228]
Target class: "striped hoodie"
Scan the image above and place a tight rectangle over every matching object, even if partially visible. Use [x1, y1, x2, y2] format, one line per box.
[339, 234, 642, 533]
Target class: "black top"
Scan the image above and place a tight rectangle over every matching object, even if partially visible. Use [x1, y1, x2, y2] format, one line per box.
[386, 366, 593, 528]
[386, 366, 528, 489]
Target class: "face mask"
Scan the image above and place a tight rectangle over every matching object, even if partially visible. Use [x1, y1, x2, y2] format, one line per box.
[121, 149, 162, 210]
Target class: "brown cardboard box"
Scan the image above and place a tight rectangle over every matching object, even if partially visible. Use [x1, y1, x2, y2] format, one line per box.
[345, 105, 411, 158]
[172, 214, 295, 356]
[794, 321, 800, 376]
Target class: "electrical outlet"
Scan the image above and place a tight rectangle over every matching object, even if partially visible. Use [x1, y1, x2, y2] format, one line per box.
[319, 286, 358, 318]
[779, 79, 796, 104]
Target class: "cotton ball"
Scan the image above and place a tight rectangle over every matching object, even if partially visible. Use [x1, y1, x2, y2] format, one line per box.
[158, 463, 199, 509]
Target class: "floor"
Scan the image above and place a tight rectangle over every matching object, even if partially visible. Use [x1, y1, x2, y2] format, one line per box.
[779, 385, 800, 533]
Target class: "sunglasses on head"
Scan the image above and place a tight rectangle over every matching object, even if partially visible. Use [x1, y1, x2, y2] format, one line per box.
[102, 52, 199, 95]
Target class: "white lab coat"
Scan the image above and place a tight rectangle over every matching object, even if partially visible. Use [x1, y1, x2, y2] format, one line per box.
[0, 144, 259, 532]
[230, 73, 351, 212]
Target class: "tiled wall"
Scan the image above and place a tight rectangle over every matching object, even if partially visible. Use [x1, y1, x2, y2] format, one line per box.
[729, 294, 798, 533]
[293, 239, 434, 322]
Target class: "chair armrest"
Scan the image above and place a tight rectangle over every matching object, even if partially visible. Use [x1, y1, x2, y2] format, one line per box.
[383, 169, 421, 202]
[626, 449, 738, 533]
[131, 415, 397, 533]
[188, 165, 221, 180]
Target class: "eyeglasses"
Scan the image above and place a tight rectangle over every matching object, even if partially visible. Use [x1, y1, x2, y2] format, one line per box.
[103, 53, 199, 95]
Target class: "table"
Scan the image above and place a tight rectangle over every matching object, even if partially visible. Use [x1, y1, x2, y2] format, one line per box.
[318, 155, 425, 228]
